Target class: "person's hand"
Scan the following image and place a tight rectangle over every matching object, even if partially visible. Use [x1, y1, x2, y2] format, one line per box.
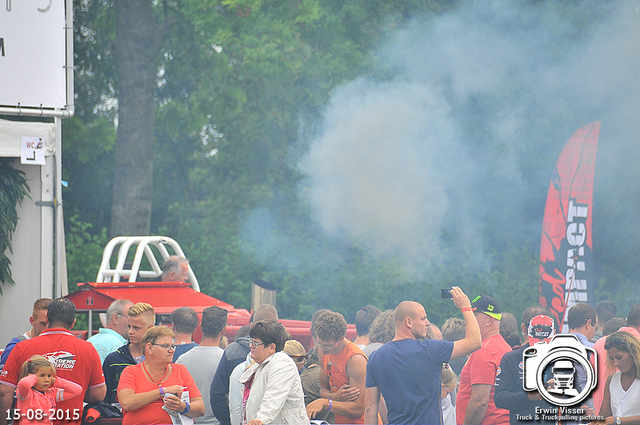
[451, 286, 472, 311]
[163, 393, 184, 412]
[333, 384, 359, 401]
[248, 420, 263, 425]
[50, 368, 57, 386]
[581, 405, 595, 417]
[164, 385, 184, 398]
[306, 398, 329, 419]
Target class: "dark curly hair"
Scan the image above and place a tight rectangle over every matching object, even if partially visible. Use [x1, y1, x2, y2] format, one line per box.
[314, 311, 347, 342]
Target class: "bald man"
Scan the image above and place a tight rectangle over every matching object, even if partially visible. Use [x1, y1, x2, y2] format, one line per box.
[364, 287, 481, 425]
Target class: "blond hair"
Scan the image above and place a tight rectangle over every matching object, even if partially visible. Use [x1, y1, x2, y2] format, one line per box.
[442, 364, 457, 389]
[128, 302, 156, 325]
[19, 355, 54, 381]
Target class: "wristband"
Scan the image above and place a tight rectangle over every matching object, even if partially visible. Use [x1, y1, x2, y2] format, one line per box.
[327, 399, 332, 411]
[461, 307, 472, 312]
[159, 387, 165, 396]
[182, 401, 190, 415]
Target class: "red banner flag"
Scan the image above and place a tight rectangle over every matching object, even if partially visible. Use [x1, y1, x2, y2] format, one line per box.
[539, 122, 600, 332]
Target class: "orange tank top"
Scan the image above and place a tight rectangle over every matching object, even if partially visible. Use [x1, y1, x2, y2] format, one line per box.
[322, 339, 367, 424]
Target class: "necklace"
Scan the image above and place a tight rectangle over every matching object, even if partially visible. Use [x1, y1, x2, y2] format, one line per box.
[142, 361, 169, 386]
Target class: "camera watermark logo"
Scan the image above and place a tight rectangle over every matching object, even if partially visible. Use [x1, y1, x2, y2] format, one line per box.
[523, 334, 596, 407]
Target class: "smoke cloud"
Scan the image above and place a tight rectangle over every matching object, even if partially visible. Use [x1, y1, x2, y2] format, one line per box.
[298, 79, 462, 261]
[297, 0, 640, 274]
[235, 0, 640, 318]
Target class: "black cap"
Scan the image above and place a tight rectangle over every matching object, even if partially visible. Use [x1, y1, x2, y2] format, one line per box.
[471, 295, 502, 320]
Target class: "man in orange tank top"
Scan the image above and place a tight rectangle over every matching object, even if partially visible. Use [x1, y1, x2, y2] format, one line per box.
[306, 310, 367, 424]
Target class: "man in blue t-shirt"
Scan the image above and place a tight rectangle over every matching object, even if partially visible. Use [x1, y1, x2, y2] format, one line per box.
[364, 287, 482, 425]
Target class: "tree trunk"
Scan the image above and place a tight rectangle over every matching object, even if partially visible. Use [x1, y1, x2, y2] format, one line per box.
[111, 0, 159, 236]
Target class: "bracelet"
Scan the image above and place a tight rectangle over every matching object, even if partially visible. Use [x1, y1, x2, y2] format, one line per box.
[461, 307, 473, 312]
[159, 387, 165, 396]
[182, 401, 191, 415]
[327, 399, 332, 411]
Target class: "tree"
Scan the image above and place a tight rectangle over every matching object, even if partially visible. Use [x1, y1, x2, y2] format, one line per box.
[111, 0, 162, 236]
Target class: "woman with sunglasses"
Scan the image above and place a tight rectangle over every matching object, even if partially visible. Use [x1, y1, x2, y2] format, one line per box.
[117, 326, 205, 425]
[592, 331, 640, 425]
[240, 320, 309, 425]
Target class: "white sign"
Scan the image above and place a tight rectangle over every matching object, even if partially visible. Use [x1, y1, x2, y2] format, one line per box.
[0, 0, 67, 109]
[21, 136, 46, 164]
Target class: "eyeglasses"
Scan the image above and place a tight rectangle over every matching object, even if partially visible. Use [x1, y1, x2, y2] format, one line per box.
[249, 339, 269, 348]
[316, 341, 338, 350]
[152, 343, 177, 351]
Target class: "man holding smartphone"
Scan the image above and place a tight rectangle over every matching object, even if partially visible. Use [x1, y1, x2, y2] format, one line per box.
[364, 286, 482, 425]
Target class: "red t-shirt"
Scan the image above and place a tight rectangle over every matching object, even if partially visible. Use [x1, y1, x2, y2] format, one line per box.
[0, 329, 105, 425]
[323, 339, 367, 424]
[118, 362, 201, 425]
[456, 334, 511, 425]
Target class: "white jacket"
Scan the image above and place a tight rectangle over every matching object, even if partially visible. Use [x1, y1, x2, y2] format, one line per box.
[240, 351, 309, 425]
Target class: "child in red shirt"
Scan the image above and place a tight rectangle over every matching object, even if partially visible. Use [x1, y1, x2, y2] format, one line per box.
[16, 355, 82, 425]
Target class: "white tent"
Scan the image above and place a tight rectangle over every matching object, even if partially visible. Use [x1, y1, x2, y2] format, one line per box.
[0, 117, 66, 345]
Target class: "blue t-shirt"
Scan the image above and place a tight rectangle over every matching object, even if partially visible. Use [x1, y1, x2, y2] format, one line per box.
[366, 338, 454, 425]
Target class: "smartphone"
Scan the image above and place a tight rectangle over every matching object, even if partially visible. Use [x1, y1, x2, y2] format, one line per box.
[441, 288, 453, 299]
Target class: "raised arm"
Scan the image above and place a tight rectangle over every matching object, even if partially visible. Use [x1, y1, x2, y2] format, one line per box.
[17, 375, 37, 400]
[450, 286, 482, 359]
[51, 376, 83, 401]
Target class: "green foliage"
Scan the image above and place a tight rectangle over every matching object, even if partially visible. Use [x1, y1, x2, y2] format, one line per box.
[61, 116, 116, 232]
[66, 0, 577, 323]
[0, 160, 30, 293]
[65, 215, 109, 293]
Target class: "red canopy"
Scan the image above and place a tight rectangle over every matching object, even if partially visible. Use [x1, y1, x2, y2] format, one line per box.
[64, 281, 353, 349]
[65, 281, 248, 317]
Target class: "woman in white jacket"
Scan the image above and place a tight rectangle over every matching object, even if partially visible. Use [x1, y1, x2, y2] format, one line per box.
[240, 320, 309, 425]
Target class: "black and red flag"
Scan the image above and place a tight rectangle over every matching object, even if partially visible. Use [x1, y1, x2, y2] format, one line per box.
[539, 122, 600, 332]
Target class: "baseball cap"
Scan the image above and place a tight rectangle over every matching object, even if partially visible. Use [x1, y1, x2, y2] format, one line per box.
[528, 315, 555, 343]
[471, 295, 502, 320]
[284, 340, 307, 365]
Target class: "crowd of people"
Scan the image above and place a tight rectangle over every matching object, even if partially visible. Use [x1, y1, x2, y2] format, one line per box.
[0, 256, 639, 425]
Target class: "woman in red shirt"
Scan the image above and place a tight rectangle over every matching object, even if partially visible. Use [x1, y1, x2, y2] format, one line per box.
[117, 326, 204, 425]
